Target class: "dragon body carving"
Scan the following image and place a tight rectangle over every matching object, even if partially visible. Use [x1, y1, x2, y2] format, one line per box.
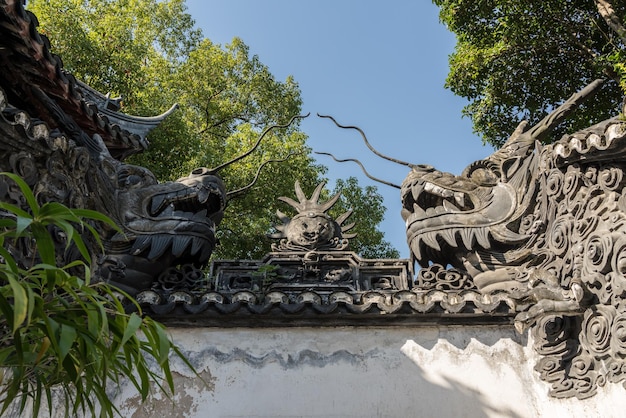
[401, 81, 626, 398]
[0, 1, 226, 293]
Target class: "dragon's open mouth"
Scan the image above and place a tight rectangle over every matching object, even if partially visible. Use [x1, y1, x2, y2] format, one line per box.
[149, 181, 224, 219]
[118, 171, 227, 265]
[400, 166, 518, 267]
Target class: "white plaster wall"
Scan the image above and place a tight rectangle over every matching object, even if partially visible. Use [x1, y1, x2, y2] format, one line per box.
[114, 325, 626, 418]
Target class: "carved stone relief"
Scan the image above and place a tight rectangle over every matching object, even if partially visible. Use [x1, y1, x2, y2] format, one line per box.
[0, 4, 226, 294]
[212, 181, 411, 297]
[400, 82, 626, 398]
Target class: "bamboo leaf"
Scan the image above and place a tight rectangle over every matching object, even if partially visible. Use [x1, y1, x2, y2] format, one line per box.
[0, 172, 39, 216]
[68, 231, 91, 264]
[121, 313, 142, 346]
[30, 223, 56, 267]
[58, 324, 77, 362]
[35, 336, 51, 364]
[15, 216, 32, 237]
[38, 202, 80, 222]
[7, 276, 27, 332]
[70, 208, 121, 231]
[0, 246, 18, 274]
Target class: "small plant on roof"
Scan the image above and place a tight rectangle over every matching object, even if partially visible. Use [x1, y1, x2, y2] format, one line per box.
[270, 181, 356, 251]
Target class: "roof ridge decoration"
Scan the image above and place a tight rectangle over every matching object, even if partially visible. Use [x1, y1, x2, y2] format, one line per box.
[208, 181, 412, 298]
[270, 181, 355, 251]
[5, 0, 626, 402]
[0, 0, 176, 159]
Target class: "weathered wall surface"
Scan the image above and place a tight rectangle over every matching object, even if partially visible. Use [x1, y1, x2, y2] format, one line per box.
[113, 325, 626, 418]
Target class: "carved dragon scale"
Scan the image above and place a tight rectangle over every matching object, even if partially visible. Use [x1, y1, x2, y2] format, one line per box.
[4, 0, 626, 401]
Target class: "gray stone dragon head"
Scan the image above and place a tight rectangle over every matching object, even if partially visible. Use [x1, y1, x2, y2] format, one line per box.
[0, 2, 226, 294]
[319, 81, 626, 398]
[401, 80, 626, 398]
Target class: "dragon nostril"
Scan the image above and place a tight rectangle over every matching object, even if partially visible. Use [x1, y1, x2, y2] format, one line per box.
[412, 164, 434, 172]
[191, 167, 216, 176]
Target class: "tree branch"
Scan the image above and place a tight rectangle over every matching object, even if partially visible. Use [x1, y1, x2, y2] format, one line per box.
[595, 0, 626, 44]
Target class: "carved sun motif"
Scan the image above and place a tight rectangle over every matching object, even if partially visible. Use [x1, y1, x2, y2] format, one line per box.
[271, 181, 355, 251]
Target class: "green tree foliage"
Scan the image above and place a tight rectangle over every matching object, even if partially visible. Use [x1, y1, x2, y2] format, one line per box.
[434, 0, 626, 147]
[26, 0, 397, 259]
[0, 173, 196, 417]
[327, 177, 399, 259]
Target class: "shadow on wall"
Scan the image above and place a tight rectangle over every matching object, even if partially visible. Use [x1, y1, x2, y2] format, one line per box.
[111, 327, 532, 418]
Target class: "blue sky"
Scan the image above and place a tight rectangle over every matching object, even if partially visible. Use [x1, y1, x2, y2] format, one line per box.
[185, 0, 495, 258]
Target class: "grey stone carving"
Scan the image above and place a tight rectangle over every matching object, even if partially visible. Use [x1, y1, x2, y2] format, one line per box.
[401, 80, 626, 398]
[212, 181, 411, 296]
[0, 4, 226, 294]
[6, 0, 626, 401]
[270, 181, 355, 251]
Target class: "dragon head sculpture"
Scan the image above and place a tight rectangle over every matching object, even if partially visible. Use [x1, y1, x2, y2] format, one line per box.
[97, 163, 226, 293]
[401, 122, 539, 293]
[318, 82, 626, 398]
[0, 3, 226, 294]
[400, 80, 626, 398]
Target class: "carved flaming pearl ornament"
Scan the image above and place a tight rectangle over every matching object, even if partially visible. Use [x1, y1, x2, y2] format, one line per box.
[270, 181, 356, 251]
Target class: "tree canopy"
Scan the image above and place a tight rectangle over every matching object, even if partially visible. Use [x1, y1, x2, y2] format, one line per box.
[327, 177, 399, 259]
[27, 0, 397, 259]
[434, 0, 626, 147]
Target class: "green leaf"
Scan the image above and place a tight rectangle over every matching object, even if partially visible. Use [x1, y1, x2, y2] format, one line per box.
[121, 313, 142, 346]
[29, 222, 56, 266]
[58, 324, 77, 361]
[38, 202, 80, 222]
[14, 216, 32, 237]
[7, 275, 27, 332]
[70, 208, 120, 230]
[0, 246, 19, 274]
[0, 172, 40, 216]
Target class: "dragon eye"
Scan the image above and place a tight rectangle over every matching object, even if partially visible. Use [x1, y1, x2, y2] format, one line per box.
[470, 167, 499, 185]
[118, 166, 157, 188]
[464, 160, 500, 186]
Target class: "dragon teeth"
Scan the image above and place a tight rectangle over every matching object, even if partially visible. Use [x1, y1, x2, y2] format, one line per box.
[131, 235, 151, 255]
[440, 229, 457, 247]
[161, 204, 174, 216]
[150, 195, 167, 215]
[442, 199, 459, 212]
[460, 229, 474, 249]
[190, 237, 203, 256]
[424, 181, 455, 199]
[412, 203, 426, 217]
[411, 183, 423, 199]
[171, 236, 192, 257]
[148, 235, 172, 260]
[411, 238, 423, 264]
[197, 187, 209, 204]
[192, 209, 208, 221]
[422, 233, 441, 251]
[454, 192, 465, 207]
[422, 232, 441, 251]
[475, 228, 491, 249]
